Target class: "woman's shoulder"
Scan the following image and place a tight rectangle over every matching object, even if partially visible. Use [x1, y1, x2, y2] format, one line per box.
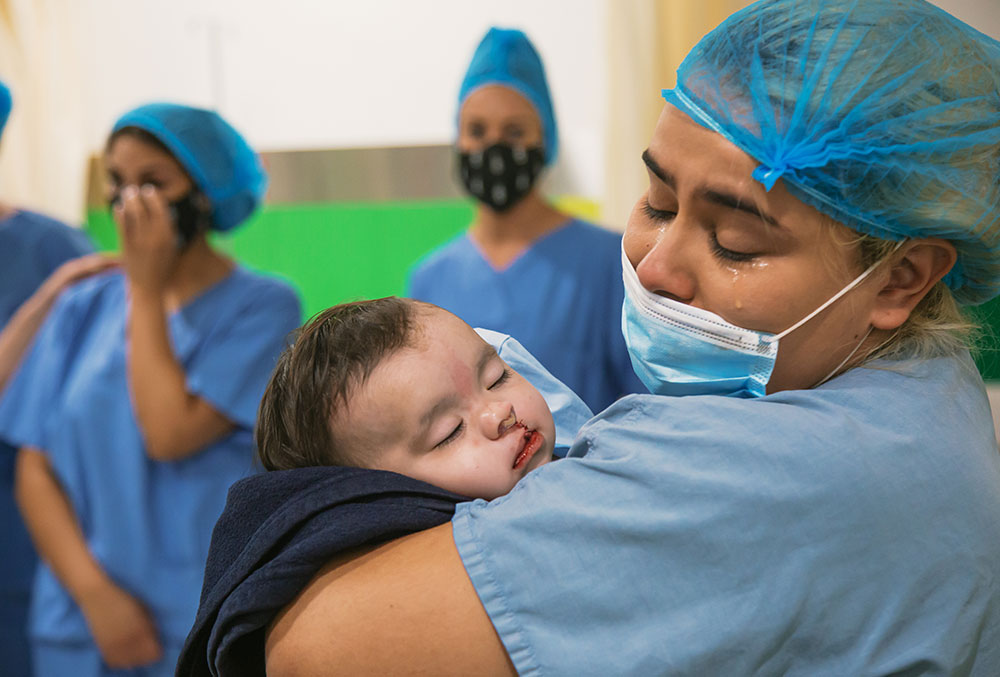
[1, 209, 78, 238]
[0, 210, 93, 260]
[411, 233, 476, 272]
[574, 352, 995, 491]
[218, 266, 302, 311]
[57, 269, 125, 311]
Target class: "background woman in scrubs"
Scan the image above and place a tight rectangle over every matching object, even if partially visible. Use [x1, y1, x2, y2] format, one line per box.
[265, 1, 1000, 673]
[0, 78, 108, 677]
[0, 103, 301, 676]
[407, 27, 642, 413]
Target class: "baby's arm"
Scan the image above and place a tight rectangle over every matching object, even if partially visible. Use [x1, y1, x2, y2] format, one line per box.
[475, 329, 593, 452]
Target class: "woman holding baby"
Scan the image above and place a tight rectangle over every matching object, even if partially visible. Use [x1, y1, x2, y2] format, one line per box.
[263, 1, 1000, 673]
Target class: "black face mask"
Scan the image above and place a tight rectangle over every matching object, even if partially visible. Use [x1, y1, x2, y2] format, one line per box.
[458, 143, 545, 213]
[109, 189, 212, 251]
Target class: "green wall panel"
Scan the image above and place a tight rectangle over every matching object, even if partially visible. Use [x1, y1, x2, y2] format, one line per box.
[86, 199, 475, 320]
[971, 299, 1000, 380]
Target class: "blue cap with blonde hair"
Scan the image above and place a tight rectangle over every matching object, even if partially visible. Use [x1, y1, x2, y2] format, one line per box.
[112, 103, 267, 232]
[458, 27, 559, 165]
[663, 0, 1000, 305]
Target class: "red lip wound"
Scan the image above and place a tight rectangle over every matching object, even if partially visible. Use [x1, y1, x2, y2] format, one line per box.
[513, 429, 543, 470]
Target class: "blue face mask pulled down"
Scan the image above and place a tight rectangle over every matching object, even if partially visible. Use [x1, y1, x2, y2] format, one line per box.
[620, 244, 895, 398]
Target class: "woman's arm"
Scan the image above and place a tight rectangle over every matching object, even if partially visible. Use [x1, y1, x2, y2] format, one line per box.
[117, 185, 234, 461]
[15, 447, 163, 668]
[126, 284, 235, 461]
[265, 523, 516, 676]
[0, 254, 117, 392]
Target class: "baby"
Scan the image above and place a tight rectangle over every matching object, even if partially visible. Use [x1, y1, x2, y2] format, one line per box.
[179, 297, 592, 676]
[256, 296, 561, 499]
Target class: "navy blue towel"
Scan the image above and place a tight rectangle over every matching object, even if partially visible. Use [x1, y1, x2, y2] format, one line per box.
[176, 466, 464, 676]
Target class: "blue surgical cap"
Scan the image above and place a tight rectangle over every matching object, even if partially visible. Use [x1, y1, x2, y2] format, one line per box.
[458, 27, 558, 165]
[0, 80, 11, 139]
[663, 0, 1000, 305]
[112, 103, 266, 232]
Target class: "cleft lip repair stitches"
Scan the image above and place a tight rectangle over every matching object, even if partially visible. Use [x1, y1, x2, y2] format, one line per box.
[500, 409, 544, 470]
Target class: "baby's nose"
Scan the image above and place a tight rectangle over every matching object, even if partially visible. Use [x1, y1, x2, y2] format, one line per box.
[482, 403, 517, 439]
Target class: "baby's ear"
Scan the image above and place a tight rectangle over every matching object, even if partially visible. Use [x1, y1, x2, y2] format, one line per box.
[869, 239, 956, 330]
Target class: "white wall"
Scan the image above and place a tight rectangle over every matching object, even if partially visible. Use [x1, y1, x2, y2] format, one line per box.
[6, 0, 997, 222]
[80, 0, 607, 200]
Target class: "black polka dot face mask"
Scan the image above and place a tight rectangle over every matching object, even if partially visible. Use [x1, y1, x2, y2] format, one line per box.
[458, 143, 545, 213]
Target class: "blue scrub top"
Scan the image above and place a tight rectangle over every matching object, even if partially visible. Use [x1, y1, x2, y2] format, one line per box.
[0, 267, 301, 645]
[407, 220, 644, 413]
[0, 210, 92, 675]
[453, 353, 1000, 675]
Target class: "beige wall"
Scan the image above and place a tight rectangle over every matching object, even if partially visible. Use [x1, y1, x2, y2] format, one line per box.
[603, 0, 751, 232]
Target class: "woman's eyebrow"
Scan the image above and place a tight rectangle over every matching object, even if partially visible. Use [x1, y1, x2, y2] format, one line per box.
[643, 148, 783, 229]
[641, 149, 674, 186]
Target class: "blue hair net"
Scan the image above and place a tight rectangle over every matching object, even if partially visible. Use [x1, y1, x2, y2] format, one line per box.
[663, 0, 1000, 305]
[112, 103, 266, 232]
[0, 80, 11, 139]
[459, 27, 559, 165]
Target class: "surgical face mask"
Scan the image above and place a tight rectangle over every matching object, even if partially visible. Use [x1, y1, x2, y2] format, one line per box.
[458, 143, 544, 212]
[620, 242, 900, 398]
[109, 188, 212, 251]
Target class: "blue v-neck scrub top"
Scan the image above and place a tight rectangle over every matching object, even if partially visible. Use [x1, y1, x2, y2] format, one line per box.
[0, 268, 301, 646]
[407, 220, 644, 413]
[453, 353, 1000, 675]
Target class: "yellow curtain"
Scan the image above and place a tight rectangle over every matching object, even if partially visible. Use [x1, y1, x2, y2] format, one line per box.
[603, 0, 750, 232]
[0, 0, 90, 225]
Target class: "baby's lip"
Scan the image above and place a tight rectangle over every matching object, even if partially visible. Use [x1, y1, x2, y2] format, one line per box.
[513, 427, 544, 470]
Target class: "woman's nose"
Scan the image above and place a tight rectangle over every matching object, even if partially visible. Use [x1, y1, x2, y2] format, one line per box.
[480, 402, 517, 440]
[633, 225, 697, 303]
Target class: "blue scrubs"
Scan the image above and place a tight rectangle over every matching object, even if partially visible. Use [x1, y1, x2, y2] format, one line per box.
[0, 210, 92, 677]
[0, 268, 301, 676]
[453, 353, 1000, 675]
[407, 220, 644, 413]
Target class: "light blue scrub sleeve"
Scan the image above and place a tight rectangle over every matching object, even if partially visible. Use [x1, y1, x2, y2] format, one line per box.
[453, 354, 1000, 675]
[476, 328, 592, 449]
[184, 280, 301, 429]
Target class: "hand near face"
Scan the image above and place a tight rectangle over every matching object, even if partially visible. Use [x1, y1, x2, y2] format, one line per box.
[78, 578, 164, 668]
[113, 184, 177, 293]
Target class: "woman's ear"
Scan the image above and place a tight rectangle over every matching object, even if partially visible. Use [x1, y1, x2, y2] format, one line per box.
[869, 239, 957, 330]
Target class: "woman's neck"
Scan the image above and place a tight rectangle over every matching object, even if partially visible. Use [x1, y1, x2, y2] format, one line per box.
[162, 237, 234, 310]
[468, 191, 570, 269]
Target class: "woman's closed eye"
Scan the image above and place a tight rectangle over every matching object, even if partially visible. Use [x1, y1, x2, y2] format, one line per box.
[642, 199, 676, 222]
[467, 122, 486, 139]
[710, 230, 758, 263]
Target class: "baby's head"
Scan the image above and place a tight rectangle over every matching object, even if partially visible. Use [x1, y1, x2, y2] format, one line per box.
[257, 297, 555, 499]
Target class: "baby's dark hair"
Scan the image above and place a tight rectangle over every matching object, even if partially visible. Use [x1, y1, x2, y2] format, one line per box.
[256, 296, 421, 471]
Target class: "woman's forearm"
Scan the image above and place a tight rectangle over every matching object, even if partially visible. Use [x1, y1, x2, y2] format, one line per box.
[265, 523, 515, 676]
[126, 286, 233, 461]
[14, 447, 111, 602]
[0, 284, 62, 392]
[0, 253, 117, 393]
